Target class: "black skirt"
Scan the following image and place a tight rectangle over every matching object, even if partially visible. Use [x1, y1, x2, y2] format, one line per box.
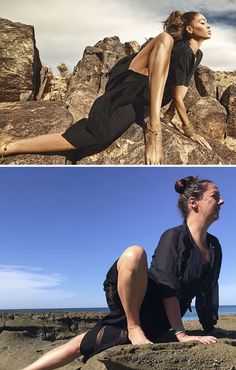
[80, 260, 173, 362]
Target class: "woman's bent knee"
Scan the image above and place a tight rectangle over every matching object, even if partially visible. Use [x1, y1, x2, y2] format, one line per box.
[118, 245, 147, 270]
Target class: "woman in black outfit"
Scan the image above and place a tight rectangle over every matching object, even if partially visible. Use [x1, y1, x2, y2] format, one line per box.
[22, 175, 228, 370]
[1, 11, 212, 164]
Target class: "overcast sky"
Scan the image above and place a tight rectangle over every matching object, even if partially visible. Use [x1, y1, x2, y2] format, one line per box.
[1, 0, 236, 74]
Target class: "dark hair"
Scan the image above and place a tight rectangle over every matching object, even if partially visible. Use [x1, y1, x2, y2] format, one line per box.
[163, 11, 200, 41]
[175, 176, 212, 219]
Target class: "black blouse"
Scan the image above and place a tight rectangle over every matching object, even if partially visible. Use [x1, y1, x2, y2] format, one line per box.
[148, 223, 222, 331]
[162, 38, 203, 105]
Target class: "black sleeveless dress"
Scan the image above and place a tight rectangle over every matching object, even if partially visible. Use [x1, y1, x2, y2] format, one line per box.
[62, 39, 202, 151]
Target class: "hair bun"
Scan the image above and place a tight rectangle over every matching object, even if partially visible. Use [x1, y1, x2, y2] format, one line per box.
[175, 176, 197, 194]
[175, 178, 186, 194]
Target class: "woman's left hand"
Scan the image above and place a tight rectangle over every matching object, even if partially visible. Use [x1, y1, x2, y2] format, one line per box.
[190, 133, 212, 150]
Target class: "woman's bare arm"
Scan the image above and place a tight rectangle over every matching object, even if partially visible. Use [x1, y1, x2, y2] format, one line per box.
[163, 297, 217, 344]
[172, 86, 212, 149]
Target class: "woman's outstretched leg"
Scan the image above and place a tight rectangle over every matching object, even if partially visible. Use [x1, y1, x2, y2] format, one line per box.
[21, 332, 86, 370]
[0, 133, 76, 157]
[117, 245, 152, 345]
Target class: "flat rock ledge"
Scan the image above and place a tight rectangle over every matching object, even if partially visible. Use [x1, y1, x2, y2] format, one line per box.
[0, 315, 235, 370]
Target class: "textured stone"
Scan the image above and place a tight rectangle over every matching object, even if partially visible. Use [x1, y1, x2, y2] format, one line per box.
[195, 65, 216, 98]
[188, 97, 227, 142]
[220, 84, 236, 138]
[66, 36, 141, 121]
[71, 122, 236, 165]
[0, 101, 73, 165]
[0, 18, 42, 102]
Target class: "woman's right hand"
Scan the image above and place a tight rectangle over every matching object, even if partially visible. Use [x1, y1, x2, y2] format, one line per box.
[177, 332, 217, 344]
[189, 133, 212, 150]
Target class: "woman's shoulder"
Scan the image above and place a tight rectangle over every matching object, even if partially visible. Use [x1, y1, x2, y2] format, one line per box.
[207, 232, 221, 248]
[160, 224, 185, 239]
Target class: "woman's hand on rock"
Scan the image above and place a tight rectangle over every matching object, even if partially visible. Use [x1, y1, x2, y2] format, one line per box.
[190, 133, 212, 150]
[177, 332, 217, 344]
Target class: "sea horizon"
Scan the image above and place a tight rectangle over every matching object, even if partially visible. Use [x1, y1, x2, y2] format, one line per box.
[1, 305, 236, 321]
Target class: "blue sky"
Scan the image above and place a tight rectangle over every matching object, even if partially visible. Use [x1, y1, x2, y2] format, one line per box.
[1, 0, 236, 72]
[0, 167, 235, 309]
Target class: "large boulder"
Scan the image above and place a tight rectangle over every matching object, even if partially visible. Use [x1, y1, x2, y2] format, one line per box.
[66, 37, 140, 121]
[0, 18, 42, 102]
[220, 84, 236, 138]
[0, 101, 73, 165]
[195, 65, 216, 98]
[188, 97, 227, 142]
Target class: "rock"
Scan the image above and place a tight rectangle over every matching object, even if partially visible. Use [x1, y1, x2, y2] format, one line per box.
[0, 18, 42, 102]
[70, 122, 236, 165]
[220, 84, 236, 138]
[0, 101, 73, 165]
[66, 36, 140, 121]
[1, 314, 236, 370]
[188, 97, 227, 142]
[195, 65, 216, 98]
[82, 338, 236, 370]
[36, 66, 54, 100]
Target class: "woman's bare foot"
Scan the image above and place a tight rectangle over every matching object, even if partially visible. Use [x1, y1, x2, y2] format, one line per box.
[128, 326, 153, 345]
[0, 135, 13, 158]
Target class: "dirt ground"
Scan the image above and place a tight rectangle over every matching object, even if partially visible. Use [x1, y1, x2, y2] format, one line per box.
[0, 315, 235, 370]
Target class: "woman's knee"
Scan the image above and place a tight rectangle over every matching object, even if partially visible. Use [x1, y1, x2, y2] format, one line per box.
[118, 245, 147, 270]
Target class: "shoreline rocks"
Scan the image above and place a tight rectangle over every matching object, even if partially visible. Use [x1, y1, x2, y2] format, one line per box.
[0, 313, 235, 370]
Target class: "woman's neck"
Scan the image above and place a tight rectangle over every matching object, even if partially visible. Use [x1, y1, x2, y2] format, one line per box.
[188, 38, 202, 56]
[186, 217, 208, 249]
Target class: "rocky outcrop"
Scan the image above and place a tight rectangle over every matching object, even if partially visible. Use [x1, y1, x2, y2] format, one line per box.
[188, 97, 227, 142]
[1, 17, 236, 165]
[195, 65, 216, 98]
[0, 101, 73, 165]
[71, 122, 236, 165]
[65, 37, 140, 121]
[220, 84, 236, 138]
[0, 311, 105, 340]
[1, 314, 235, 370]
[0, 18, 42, 102]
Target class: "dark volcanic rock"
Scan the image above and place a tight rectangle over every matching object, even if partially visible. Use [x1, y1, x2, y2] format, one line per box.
[220, 84, 236, 138]
[0, 101, 73, 165]
[0, 18, 42, 102]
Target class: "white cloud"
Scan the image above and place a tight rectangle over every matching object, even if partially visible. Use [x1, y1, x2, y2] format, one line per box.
[202, 24, 236, 71]
[0, 265, 76, 309]
[2, 0, 234, 73]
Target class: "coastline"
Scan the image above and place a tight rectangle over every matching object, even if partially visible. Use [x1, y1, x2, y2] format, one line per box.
[0, 312, 235, 370]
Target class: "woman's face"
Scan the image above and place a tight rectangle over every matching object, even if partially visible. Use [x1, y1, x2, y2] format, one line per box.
[187, 13, 211, 40]
[197, 182, 224, 224]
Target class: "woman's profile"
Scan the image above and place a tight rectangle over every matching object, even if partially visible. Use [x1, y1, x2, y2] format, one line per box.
[21, 175, 229, 370]
[1, 11, 212, 165]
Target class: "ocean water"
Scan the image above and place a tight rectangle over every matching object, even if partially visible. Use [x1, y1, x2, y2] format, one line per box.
[1, 305, 236, 321]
